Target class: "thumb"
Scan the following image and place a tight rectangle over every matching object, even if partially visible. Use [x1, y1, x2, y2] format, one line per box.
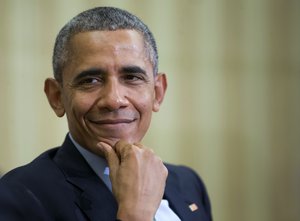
[97, 142, 119, 178]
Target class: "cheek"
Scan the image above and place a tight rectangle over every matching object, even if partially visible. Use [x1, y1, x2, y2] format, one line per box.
[134, 91, 155, 116]
[65, 92, 96, 116]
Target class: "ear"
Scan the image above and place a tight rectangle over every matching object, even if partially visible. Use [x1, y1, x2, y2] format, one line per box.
[44, 78, 65, 117]
[153, 73, 167, 112]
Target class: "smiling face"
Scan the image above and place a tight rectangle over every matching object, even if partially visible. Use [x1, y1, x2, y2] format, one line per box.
[44, 30, 167, 155]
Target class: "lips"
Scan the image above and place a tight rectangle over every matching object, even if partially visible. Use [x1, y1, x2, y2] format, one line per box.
[89, 118, 136, 124]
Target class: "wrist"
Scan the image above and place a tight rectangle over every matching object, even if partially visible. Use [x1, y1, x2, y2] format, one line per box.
[117, 206, 154, 221]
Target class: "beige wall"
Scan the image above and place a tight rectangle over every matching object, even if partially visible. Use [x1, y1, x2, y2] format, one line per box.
[0, 0, 299, 220]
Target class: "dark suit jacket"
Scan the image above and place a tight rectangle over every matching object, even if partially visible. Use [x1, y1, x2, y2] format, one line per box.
[0, 136, 212, 221]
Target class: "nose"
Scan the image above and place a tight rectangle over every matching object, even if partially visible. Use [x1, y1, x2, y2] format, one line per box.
[97, 78, 128, 111]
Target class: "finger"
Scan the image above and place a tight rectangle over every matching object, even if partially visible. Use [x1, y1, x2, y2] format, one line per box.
[133, 143, 156, 156]
[97, 142, 119, 177]
[132, 143, 155, 154]
[114, 140, 134, 160]
[133, 143, 144, 149]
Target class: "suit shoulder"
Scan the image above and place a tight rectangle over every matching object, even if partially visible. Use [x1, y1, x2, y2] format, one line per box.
[165, 163, 204, 184]
[1, 147, 60, 184]
[165, 163, 208, 195]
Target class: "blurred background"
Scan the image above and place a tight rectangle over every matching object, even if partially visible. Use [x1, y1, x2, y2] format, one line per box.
[0, 0, 299, 220]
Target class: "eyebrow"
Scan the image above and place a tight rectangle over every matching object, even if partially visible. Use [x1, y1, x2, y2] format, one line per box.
[72, 65, 148, 83]
[121, 65, 147, 76]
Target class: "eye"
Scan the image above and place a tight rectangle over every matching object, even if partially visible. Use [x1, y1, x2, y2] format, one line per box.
[71, 76, 103, 90]
[125, 75, 139, 80]
[79, 77, 101, 84]
[123, 74, 145, 82]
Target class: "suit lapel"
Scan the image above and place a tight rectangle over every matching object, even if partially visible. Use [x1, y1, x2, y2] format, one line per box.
[53, 136, 117, 221]
[164, 167, 207, 221]
[67, 176, 118, 221]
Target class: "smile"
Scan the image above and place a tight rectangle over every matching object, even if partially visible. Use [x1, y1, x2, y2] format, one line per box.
[89, 119, 136, 125]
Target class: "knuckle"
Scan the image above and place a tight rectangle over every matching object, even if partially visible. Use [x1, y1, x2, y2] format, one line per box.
[145, 148, 154, 155]
[148, 148, 154, 153]
[115, 142, 137, 160]
[133, 142, 144, 149]
[162, 165, 168, 177]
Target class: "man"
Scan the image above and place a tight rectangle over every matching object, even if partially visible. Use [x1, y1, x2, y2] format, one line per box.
[0, 7, 212, 221]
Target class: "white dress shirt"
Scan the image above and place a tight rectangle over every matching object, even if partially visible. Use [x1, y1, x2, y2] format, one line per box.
[69, 134, 181, 221]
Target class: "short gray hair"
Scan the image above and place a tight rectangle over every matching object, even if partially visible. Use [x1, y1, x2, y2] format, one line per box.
[53, 7, 158, 82]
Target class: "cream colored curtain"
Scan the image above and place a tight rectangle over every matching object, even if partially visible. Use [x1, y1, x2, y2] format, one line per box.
[0, 0, 299, 220]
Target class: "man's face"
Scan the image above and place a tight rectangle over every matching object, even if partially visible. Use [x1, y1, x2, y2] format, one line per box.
[45, 30, 166, 154]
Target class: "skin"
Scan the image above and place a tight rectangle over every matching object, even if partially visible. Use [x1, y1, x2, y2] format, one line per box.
[44, 30, 168, 220]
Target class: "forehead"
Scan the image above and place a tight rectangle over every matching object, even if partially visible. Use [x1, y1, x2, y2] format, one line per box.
[62, 30, 153, 79]
[68, 30, 147, 57]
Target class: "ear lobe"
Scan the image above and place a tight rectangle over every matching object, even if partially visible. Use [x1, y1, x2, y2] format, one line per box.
[44, 78, 65, 117]
[153, 73, 167, 112]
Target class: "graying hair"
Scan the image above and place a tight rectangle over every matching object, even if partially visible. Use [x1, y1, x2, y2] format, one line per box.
[53, 7, 158, 82]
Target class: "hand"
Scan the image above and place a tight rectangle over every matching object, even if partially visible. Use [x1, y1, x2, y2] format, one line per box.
[97, 140, 168, 221]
